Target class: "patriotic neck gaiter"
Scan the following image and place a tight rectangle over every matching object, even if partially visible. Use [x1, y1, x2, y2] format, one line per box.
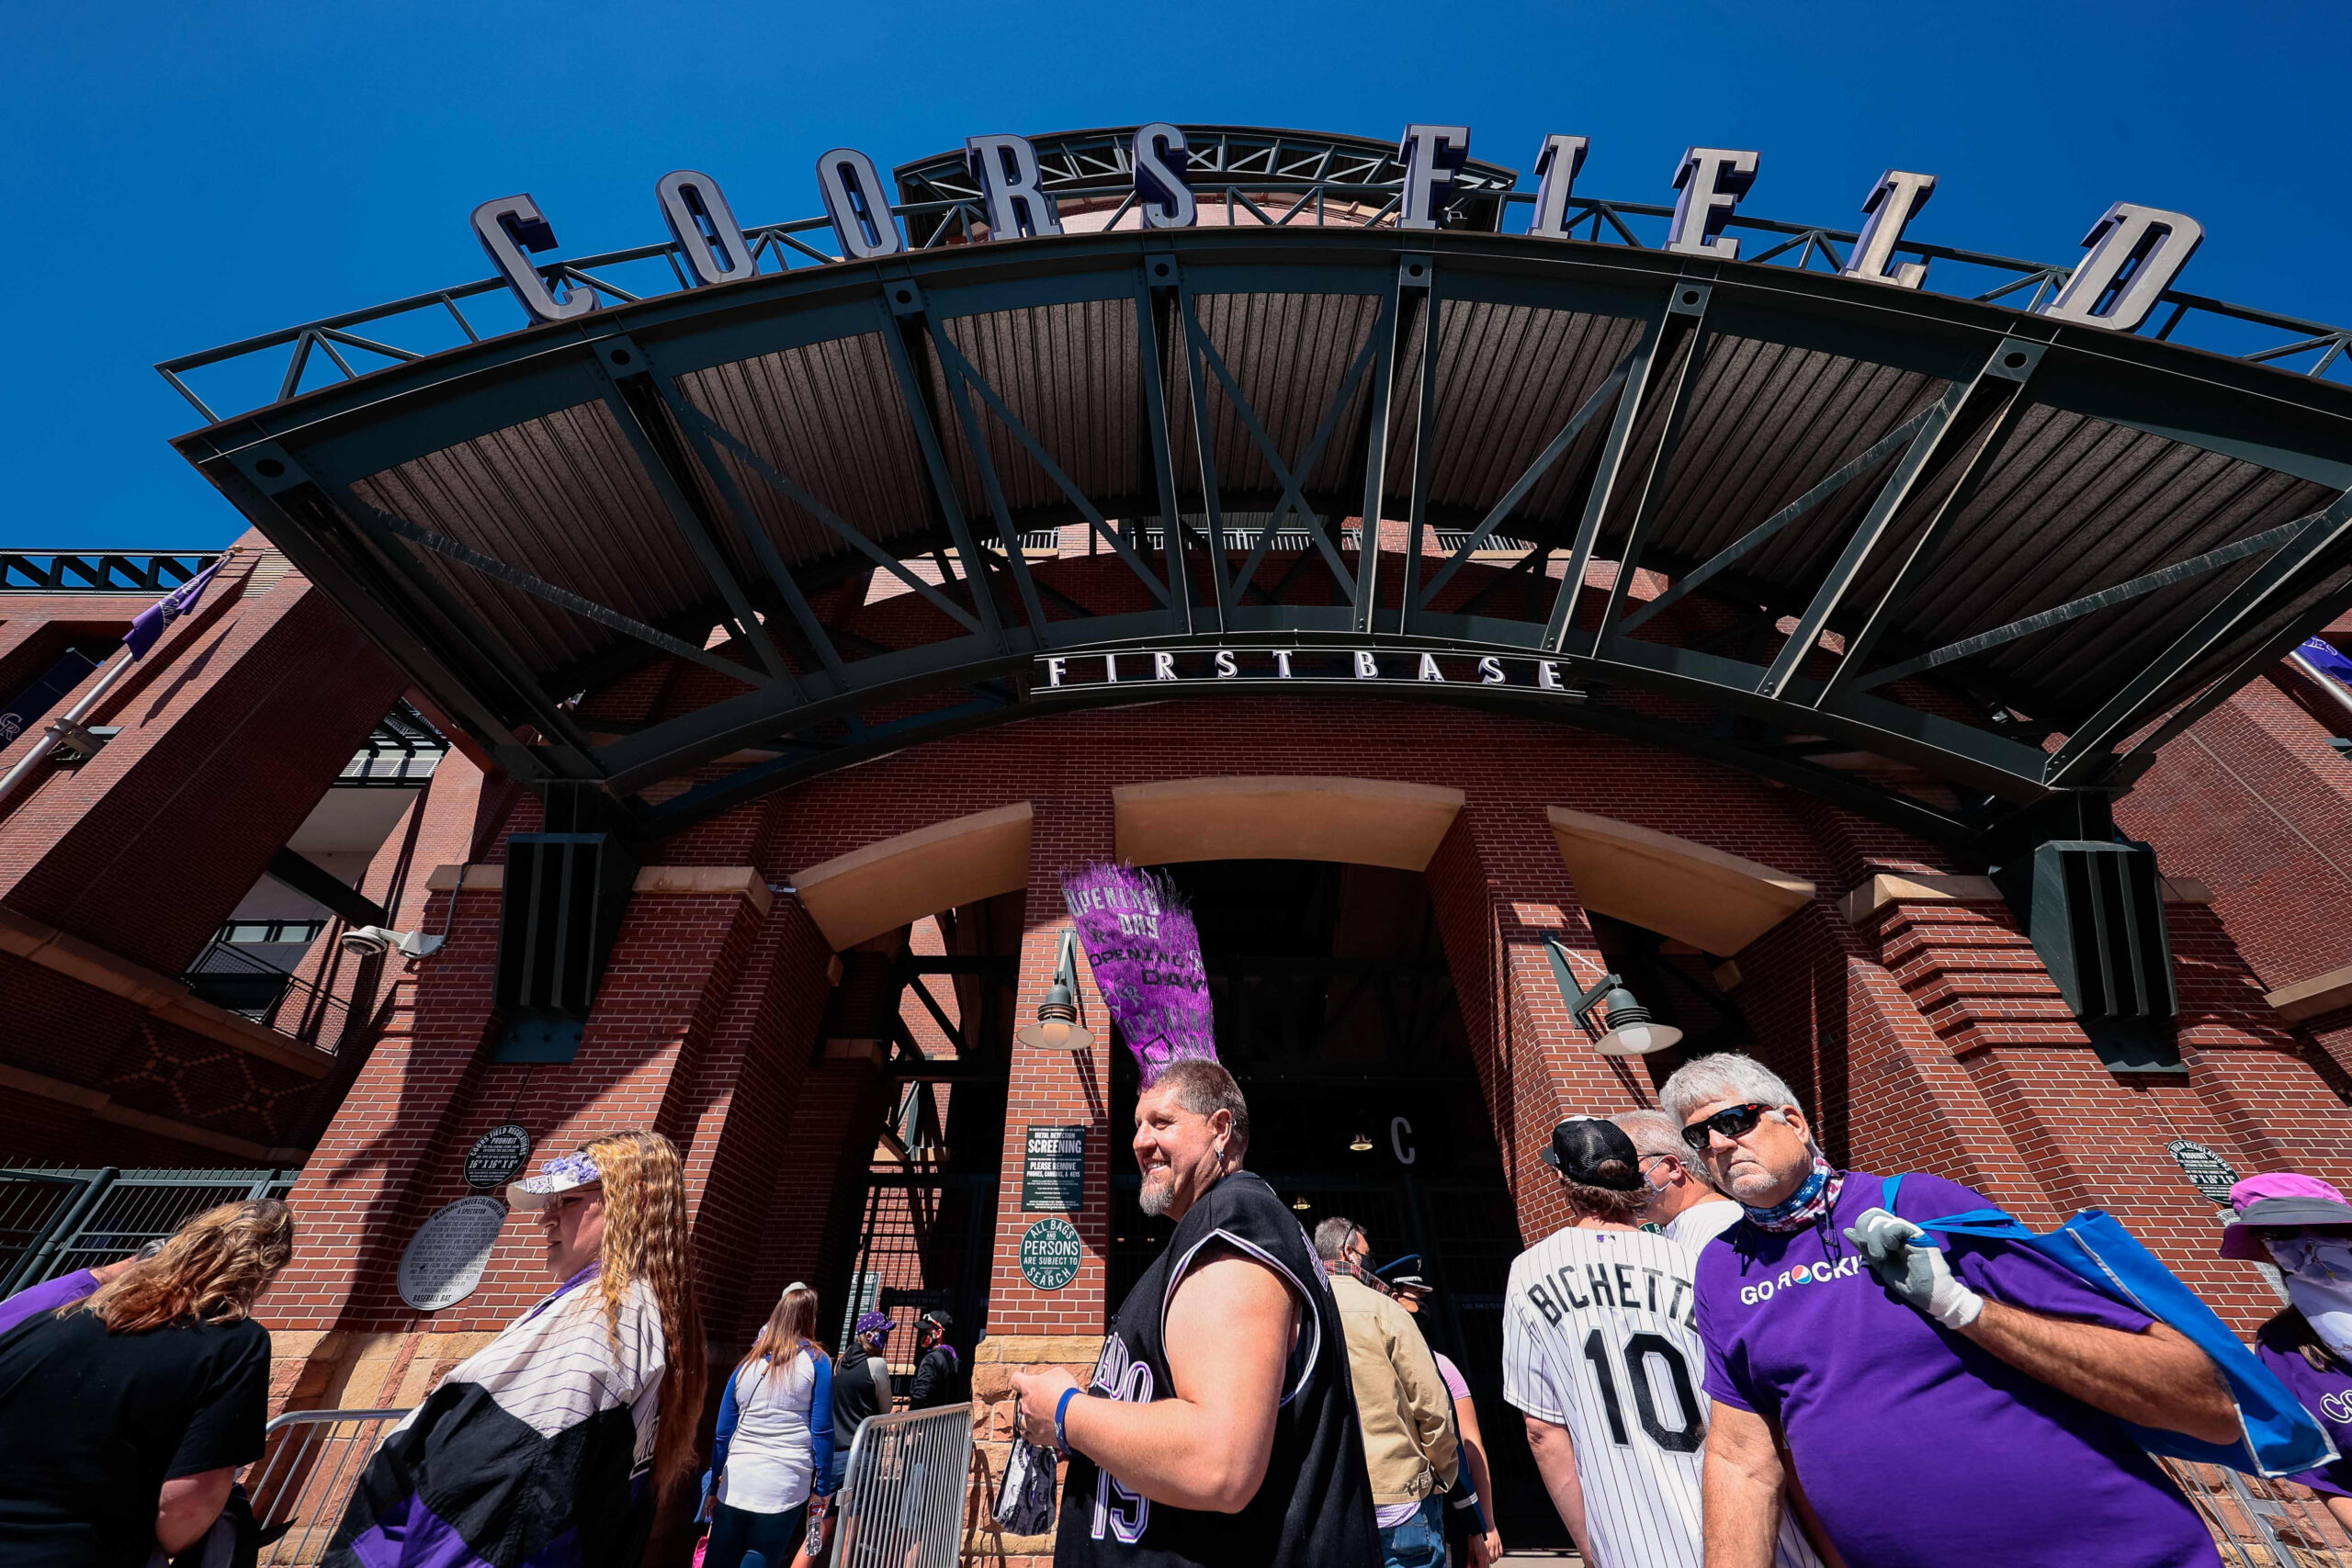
[1743, 1155, 1845, 1234]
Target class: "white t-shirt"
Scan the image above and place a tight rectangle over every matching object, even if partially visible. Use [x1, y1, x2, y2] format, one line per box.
[1664, 1199, 1743, 1251]
[1503, 1224, 1818, 1568]
[723, 1351, 822, 1513]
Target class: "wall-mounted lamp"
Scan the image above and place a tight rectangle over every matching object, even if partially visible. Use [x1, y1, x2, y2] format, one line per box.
[1544, 936, 1685, 1056]
[1349, 1129, 1375, 1153]
[1291, 1194, 1312, 1211]
[1013, 929, 1096, 1052]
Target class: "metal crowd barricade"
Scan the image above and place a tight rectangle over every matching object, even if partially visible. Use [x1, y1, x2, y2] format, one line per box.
[832, 1403, 974, 1568]
[240, 1406, 409, 1565]
[2165, 1458, 2352, 1567]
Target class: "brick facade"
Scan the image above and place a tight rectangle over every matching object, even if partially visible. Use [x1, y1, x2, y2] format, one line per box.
[12, 533, 2352, 1563]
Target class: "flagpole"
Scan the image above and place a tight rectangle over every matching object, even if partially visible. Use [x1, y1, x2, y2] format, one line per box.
[0, 647, 137, 816]
[0, 547, 239, 820]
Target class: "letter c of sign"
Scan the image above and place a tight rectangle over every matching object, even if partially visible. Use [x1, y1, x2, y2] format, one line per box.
[1390, 1116, 1416, 1165]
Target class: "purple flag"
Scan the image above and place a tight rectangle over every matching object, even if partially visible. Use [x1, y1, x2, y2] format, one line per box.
[122, 555, 229, 660]
[1061, 863, 1216, 1086]
[2297, 637, 2352, 690]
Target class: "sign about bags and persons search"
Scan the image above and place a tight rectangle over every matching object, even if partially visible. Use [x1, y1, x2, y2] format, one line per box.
[1020, 1217, 1083, 1292]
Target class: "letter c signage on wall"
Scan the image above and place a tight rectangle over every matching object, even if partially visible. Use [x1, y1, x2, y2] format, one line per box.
[1391, 1116, 1417, 1166]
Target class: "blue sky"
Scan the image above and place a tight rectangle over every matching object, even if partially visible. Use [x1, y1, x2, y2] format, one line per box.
[4, 0, 2346, 549]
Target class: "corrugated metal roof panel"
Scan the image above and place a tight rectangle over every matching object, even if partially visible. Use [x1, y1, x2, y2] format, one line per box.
[351, 399, 707, 676]
[676, 333, 936, 571]
[935, 299, 1145, 528]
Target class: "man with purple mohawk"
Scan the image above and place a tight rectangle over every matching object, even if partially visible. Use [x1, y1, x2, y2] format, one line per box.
[1010, 1049, 1378, 1566]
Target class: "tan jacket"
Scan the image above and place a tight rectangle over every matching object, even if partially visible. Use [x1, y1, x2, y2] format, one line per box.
[1329, 1272, 1459, 1506]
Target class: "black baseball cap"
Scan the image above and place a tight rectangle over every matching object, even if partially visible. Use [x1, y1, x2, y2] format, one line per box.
[919, 1310, 953, 1333]
[1542, 1117, 1645, 1190]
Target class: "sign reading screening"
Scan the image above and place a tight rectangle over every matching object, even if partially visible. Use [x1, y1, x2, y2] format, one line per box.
[474, 124, 2200, 337]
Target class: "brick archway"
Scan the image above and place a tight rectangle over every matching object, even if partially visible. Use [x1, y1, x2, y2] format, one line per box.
[1112, 775, 1465, 869]
[791, 801, 1034, 951]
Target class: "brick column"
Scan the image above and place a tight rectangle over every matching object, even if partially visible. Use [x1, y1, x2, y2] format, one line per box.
[1838, 882, 2352, 1330]
[969, 792, 1114, 1568]
[261, 863, 776, 1415]
[1424, 796, 1646, 1248]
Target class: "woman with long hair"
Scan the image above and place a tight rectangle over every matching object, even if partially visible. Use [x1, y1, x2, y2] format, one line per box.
[702, 1282, 836, 1568]
[330, 1129, 707, 1568]
[0, 1198, 296, 1567]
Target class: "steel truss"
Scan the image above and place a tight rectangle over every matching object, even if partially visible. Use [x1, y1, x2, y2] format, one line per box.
[175, 226, 2352, 851]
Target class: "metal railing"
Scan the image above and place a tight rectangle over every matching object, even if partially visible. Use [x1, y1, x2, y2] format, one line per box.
[2166, 1458, 2352, 1566]
[241, 1406, 409, 1566]
[0, 549, 223, 595]
[0, 1167, 300, 1294]
[185, 939, 355, 1052]
[157, 172, 2352, 427]
[831, 1402, 975, 1568]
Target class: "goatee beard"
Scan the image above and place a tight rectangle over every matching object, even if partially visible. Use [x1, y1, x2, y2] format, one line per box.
[1138, 1171, 1174, 1217]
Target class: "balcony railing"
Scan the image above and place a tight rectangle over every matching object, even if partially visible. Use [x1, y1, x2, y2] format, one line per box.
[0, 550, 223, 595]
[185, 940, 354, 1054]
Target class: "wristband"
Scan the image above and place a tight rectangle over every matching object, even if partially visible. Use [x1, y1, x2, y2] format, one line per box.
[1055, 1386, 1080, 1455]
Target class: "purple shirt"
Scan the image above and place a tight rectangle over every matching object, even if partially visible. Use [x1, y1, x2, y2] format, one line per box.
[2254, 1328, 2352, 1496]
[1694, 1171, 2217, 1568]
[0, 1270, 99, 1339]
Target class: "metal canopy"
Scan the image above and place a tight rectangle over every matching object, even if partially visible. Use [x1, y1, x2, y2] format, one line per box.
[172, 199, 2352, 849]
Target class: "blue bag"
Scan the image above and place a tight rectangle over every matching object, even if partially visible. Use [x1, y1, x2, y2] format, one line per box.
[1883, 1173, 2335, 1477]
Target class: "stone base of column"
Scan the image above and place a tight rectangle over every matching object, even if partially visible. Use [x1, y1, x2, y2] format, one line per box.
[268, 1327, 500, 1416]
[964, 1335, 1105, 1566]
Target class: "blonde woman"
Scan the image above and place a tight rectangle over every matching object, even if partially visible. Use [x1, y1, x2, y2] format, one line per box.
[330, 1130, 707, 1568]
[702, 1283, 836, 1568]
[0, 1198, 295, 1568]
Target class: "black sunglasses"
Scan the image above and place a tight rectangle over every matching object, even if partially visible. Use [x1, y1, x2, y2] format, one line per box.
[1680, 1102, 1780, 1153]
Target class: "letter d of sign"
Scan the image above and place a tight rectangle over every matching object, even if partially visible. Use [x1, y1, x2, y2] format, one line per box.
[966, 134, 1063, 240]
[817, 148, 905, 260]
[1133, 123, 1195, 230]
[1839, 170, 1937, 289]
[1528, 134, 1591, 239]
[1397, 124, 1472, 231]
[657, 171, 756, 288]
[2039, 202, 2204, 333]
[471, 195, 596, 324]
[1665, 148, 1761, 259]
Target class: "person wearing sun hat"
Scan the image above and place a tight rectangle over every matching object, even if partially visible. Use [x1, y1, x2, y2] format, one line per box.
[2224, 1172, 2352, 1529]
[327, 1133, 706, 1568]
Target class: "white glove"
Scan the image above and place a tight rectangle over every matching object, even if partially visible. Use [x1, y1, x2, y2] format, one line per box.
[1843, 1206, 1983, 1330]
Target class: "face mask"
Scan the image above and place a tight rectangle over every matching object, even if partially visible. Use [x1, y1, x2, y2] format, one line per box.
[2268, 1236, 2352, 1359]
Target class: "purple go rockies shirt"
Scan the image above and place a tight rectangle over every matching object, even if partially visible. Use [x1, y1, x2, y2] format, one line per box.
[1693, 1171, 2218, 1568]
[2254, 1326, 2352, 1497]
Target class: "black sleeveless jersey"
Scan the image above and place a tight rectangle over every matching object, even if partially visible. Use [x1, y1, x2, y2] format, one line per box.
[1055, 1171, 1379, 1568]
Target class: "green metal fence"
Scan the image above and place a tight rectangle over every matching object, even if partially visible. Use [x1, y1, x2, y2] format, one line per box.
[0, 1167, 300, 1295]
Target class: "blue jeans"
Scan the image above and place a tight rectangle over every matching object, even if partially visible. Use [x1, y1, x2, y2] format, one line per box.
[1379, 1495, 1447, 1568]
[706, 1500, 808, 1568]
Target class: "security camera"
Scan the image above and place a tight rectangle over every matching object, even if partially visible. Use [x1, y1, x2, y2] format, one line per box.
[338, 926, 446, 960]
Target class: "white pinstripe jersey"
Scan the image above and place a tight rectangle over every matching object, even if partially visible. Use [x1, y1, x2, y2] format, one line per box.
[1503, 1225, 1820, 1568]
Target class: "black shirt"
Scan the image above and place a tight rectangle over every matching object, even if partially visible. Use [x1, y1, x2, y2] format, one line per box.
[1056, 1171, 1379, 1568]
[0, 1305, 271, 1568]
[832, 1341, 893, 1454]
[909, 1342, 963, 1408]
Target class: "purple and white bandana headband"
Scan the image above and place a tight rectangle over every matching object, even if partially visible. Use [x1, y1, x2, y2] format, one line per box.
[1743, 1152, 1846, 1233]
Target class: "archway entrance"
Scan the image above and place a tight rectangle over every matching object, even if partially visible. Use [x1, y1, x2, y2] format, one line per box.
[1106, 858, 1566, 1548]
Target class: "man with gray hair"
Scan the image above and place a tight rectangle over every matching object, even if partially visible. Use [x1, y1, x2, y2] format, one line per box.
[1313, 1217, 1458, 1568]
[1613, 1109, 1742, 1249]
[1665, 1050, 2234, 1568]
